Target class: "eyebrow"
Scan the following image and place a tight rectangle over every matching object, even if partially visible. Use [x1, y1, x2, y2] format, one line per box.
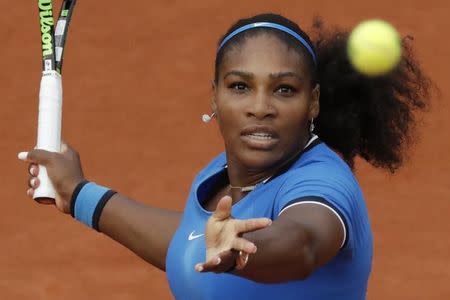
[269, 72, 303, 80]
[223, 70, 303, 81]
[223, 70, 254, 80]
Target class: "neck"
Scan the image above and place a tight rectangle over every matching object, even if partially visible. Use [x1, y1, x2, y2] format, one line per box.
[225, 166, 269, 202]
[226, 134, 314, 195]
[226, 162, 273, 190]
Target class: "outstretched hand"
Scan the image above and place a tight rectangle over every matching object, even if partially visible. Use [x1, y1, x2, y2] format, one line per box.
[18, 142, 85, 214]
[195, 196, 272, 273]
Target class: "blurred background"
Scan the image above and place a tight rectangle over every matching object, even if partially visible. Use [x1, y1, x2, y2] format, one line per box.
[1, 0, 448, 299]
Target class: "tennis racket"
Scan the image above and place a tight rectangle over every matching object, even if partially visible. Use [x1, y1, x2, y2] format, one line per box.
[35, 0, 77, 203]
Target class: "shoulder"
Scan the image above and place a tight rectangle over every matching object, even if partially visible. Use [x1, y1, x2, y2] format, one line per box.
[273, 142, 371, 250]
[283, 142, 358, 189]
[269, 142, 361, 214]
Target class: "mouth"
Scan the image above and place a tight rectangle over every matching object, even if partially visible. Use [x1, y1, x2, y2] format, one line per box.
[240, 126, 279, 150]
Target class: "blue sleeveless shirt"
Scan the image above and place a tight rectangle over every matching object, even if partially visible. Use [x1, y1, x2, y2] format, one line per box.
[166, 142, 373, 299]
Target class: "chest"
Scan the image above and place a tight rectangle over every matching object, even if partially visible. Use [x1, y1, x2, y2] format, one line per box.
[165, 185, 277, 299]
[199, 169, 252, 212]
[202, 185, 229, 211]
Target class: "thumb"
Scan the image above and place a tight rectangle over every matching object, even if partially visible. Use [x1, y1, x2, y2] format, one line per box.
[213, 196, 232, 221]
[18, 149, 55, 165]
[60, 142, 69, 153]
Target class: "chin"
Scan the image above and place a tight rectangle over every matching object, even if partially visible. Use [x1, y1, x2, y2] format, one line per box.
[236, 149, 283, 170]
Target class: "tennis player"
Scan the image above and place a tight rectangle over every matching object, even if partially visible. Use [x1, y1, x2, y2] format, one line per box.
[19, 13, 431, 299]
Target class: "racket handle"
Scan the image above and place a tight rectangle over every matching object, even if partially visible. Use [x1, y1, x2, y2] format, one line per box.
[34, 71, 62, 203]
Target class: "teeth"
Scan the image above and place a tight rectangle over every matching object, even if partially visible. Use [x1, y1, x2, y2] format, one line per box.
[247, 133, 273, 140]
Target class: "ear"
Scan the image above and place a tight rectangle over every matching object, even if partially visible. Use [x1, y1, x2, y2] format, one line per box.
[309, 84, 320, 119]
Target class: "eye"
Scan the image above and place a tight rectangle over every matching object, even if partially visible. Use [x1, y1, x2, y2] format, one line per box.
[275, 85, 297, 97]
[228, 82, 249, 93]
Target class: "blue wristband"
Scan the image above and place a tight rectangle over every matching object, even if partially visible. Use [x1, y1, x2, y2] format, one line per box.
[72, 181, 116, 231]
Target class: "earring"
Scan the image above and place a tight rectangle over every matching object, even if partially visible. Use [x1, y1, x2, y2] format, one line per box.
[202, 112, 216, 123]
[309, 118, 315, 132]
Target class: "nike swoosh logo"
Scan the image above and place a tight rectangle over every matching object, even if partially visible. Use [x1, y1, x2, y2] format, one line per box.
[188, 231, 204, 241]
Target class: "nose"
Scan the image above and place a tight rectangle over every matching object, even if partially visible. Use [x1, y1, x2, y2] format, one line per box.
[246, 91, 276, 120]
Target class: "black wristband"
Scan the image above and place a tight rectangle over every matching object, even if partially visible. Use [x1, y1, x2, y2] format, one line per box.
[92, 189, 117, 232]
[70, 180, 89, 218]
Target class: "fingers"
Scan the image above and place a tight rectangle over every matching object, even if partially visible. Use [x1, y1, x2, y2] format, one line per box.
[212, 196, 232, 221]
[28, 164, 39, 176]
[18, 149, 55, 165]
[60, 142, 69, 153]
[195, 256, 221, 272]
[28, 177, 40, 188]
[60, 141, 75, 157]
[235, 251, 250, 270]
[234, 217, 272, 234]
[26, 160, 41, 197]
[26, 176, 40, 198]
[231, 237, 257, 254]
[18, 152, 29, 161]
[195, 250, 236, 273]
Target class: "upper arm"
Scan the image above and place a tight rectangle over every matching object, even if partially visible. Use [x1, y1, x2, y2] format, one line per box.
[277, 197, 346, 268]
[272, 165, 358, 268]
[237, 195, 347, 283]
[236, 165, 364, 282]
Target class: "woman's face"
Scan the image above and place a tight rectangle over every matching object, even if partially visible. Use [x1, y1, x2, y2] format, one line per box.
[213, 33, 319, 171]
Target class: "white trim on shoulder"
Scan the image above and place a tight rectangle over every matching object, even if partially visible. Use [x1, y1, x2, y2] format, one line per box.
[278, 200, 347, 249]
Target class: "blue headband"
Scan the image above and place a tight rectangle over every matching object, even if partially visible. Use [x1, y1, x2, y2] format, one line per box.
[217, 22, 317, 65]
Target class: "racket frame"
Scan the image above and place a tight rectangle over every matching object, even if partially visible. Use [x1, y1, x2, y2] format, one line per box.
[54, 0, 77, 73]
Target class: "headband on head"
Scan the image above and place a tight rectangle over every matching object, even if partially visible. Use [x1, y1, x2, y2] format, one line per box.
[217, 22, 317, 65]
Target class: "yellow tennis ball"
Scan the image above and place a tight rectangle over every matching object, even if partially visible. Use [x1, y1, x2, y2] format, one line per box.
[348, 19, 402, 76]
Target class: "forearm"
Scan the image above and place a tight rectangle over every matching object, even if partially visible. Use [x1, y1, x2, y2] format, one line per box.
[236, 220, 315, 283]
[98, 194, 181, 271]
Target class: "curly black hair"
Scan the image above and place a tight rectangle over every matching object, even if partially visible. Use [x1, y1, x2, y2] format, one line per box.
[214, 13, 431, 172]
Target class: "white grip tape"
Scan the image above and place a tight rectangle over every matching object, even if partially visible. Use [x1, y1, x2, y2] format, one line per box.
[34, 71, 62, 200]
